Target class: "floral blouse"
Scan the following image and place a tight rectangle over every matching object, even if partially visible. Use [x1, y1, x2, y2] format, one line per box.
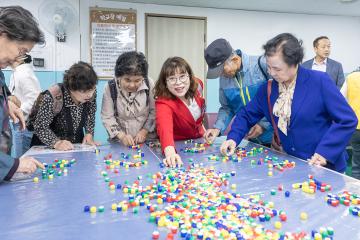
[32, 87, 96, 147]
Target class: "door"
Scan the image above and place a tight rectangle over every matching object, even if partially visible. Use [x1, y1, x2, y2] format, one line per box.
[146, 14, 206, 94]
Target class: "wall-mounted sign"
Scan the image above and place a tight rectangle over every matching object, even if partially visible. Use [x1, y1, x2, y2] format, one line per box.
[90, 7, 136, 79]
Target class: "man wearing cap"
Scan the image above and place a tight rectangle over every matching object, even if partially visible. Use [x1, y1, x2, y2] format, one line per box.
[204, 38, 273, 145]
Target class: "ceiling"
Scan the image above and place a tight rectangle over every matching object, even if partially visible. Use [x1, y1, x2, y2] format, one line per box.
[105, 0, 360, 17]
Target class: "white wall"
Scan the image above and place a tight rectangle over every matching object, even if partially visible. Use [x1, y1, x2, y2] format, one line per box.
[78, 0, 360, 112]
[80, 0, 360, 73]
[3, 0, 359, 72]
[1, 0, 81, 72]
[2, 0, 360, 137]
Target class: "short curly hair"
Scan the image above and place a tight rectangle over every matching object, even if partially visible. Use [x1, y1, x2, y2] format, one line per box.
[115, 51, 148, 78]
[63, 61, 98, 91]
[114, 51, 151, 105]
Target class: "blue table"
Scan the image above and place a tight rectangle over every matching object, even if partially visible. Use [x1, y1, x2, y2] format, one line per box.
[0, 138, 359, 240]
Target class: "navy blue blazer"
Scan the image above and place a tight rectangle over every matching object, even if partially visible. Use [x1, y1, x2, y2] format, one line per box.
[302, 58, 345, 89]
[228, 66, 357, 172]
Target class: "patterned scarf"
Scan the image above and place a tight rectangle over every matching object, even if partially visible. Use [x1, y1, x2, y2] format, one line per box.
[272, 78, 297, 136]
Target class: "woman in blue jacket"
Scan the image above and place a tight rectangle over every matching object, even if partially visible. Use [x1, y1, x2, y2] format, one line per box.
[221, 33, 357, 173]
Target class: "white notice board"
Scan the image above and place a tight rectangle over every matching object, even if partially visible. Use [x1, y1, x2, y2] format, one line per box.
[90, 8, 136, 79]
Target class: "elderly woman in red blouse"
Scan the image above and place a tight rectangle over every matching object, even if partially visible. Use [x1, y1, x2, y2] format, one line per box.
[154, 57, 206, 167]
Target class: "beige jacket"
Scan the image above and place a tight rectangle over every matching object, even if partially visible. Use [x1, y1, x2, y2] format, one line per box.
[101, 78, 156, 140]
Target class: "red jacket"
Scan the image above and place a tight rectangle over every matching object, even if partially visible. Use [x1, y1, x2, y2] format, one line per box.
[156, 83, 205, 152]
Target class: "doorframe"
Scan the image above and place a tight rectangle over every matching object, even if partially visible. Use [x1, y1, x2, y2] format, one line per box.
[145, 13, 207, 99]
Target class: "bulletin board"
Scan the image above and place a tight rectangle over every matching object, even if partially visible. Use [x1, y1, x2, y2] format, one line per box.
[90, 7, 136, 79]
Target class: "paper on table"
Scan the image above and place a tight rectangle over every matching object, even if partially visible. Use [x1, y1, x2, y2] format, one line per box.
[23, 144, 97, 156]
[10, 172, 33, 181]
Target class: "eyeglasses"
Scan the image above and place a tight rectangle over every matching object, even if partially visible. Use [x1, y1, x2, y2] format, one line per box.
[166, 74, 189, 85]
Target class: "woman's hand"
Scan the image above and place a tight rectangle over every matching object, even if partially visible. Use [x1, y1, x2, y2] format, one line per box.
[8, 95, 21, 108]
[220, 139, 237, 156]
[54, 140, 74, 151]
[308, 153, 327, 166]
[8, 100, 25, 130]
[17, 156, 45, 174]
[204, 128, 220, 144]
[120, 134, 135, 146]
[134, 129, 148, 144]
[163, 146, 183, 168]
[82, 133, 99, 146]
[245, 124, 264, 139]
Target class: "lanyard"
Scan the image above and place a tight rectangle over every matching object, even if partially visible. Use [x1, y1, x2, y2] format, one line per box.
[237, 73, 251, 105]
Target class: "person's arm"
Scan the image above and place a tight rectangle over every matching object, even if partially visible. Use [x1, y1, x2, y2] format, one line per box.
[32, 94, 59, 148]
[142, 79, 156, 133]
[84, 89, 97, 136]
[101, 84, 125, 139]
[156, 100, 175, 152]
[315, 74, 357, 164]
[156, 99, 182, 167]
[18, 66, 41, 116]
[0, 152, 19, 181]
[8, 96, 21, 108]
[213, 86, 235, 134]
[257, 118, 271, 131]
[1, 152, 45, 182]
[227, 84, 267, 145]
[251, 57, 272, 134]
[82, 89, 97, 146]
[8, 100, 25, 129]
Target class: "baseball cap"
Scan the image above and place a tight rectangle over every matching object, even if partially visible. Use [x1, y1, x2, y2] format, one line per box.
[204, 38, 233, 79]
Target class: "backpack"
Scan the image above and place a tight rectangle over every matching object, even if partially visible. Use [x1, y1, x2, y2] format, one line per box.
[108, 79, 118, 117]
[27, 84, 64, 131]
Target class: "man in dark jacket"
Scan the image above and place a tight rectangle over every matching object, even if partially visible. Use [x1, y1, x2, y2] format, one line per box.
[302, 36, 345, 89]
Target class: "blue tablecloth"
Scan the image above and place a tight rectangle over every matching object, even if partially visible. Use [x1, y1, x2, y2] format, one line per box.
[0, 138, 359, 240]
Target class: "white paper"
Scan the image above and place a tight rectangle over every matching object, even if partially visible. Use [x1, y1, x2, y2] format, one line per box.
[23, 144, 96, 156]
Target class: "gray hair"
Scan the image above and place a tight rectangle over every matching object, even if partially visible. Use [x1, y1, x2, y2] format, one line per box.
[0, 6, 45, 44]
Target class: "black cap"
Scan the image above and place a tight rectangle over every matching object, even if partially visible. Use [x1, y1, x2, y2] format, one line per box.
[204, 38, 233, 79]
